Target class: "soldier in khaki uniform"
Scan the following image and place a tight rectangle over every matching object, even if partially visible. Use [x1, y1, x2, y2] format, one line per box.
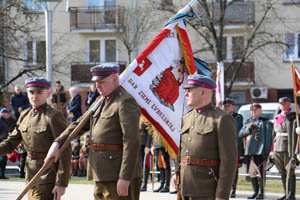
[273, 97, 297, 200]
[0, 77, 71, 200]
[177, 74, 238, 200]
[46, 63, 142, 200]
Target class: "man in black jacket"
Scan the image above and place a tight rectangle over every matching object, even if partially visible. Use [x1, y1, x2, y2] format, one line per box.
[10, 85, 30, 120]
[0, 108, 12, 179]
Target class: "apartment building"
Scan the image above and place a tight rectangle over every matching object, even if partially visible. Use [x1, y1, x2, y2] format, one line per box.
[1, 0, 300, 107]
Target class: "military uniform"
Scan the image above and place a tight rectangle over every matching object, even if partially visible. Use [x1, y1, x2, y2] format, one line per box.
[55, 64, 142, 200]
[179, 75, 238, 200]
[239, 113, 273, 199]
[0, 78, 71, 200]
[273, 109, 298, 200]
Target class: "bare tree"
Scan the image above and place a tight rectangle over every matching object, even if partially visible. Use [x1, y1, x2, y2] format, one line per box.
[116, 6, 157, 63]
[149, 0, 289, 96]
[0, 1, 85, 89]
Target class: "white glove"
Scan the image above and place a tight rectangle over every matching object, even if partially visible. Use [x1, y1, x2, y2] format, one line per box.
[296, 127, 300, 135]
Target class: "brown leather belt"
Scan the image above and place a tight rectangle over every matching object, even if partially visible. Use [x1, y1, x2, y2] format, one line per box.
[181, 156, 220, 167]
[27, 152, 47, 160]
[91, 144, 123, 151]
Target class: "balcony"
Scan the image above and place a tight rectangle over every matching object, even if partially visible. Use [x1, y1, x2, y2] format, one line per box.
[209, 61, 254, 83]
[224, 61, 254, 83]
[69, 6, 124, 33]
[71, 61, 127, 82]
[197, 1, 255, 26]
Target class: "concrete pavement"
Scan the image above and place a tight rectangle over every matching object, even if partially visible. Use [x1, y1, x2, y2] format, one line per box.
[0, 181, 299, 200]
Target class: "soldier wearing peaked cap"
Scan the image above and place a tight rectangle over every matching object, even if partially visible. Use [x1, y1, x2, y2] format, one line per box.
[0, 77, 71, 200]
[273, 97, 297, 200]
[176, 74, 238, 200]
[46, 63, 142, 200]
[222, 98, 244, 198]
[239, 103, 273, 199]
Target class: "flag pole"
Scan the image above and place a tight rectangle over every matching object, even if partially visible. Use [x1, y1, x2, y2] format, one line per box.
[290, 60, 300, 127]
[290, 57, 300, 153]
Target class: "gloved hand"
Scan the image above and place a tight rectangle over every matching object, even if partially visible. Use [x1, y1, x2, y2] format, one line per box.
[296, 127, 300, 135]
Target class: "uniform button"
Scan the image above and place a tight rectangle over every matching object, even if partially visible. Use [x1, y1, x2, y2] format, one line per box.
[185, 149, 189, 153]
[109, 156, 112, 159]
[91, 137, 94, 140]
[188, 137, 192, 141]
[191, 126, 194, 129]
[27, 136, 30, 139]
[27, 124, 31, 127]
[194, 114, 198, 118]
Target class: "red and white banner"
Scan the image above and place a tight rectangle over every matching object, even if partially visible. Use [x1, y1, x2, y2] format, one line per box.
[120, 17, 196, 158]
[293, 65, 300, 96]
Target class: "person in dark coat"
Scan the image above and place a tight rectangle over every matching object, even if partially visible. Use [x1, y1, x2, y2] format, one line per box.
[239, 103, 273, 199]
[67, 87, 82, 123]
[10, 85, 30, 120]
[50, 81, 68, 117]
[223, 98, 243, 198]
[86, 83, 99, 110]
[0, 108, 10, 179]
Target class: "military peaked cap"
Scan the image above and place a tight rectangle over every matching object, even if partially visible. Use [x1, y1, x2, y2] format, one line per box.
[279, 96, 291, 103]
[0, 108, 11, 114]
[223, 98, 235, 105]
[25, 77, 51, 90]
[90, 63, 119, 81]
[184, 74, 216, 89]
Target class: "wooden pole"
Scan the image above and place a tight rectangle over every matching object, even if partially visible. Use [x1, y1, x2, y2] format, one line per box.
[16, 97, 104, 200]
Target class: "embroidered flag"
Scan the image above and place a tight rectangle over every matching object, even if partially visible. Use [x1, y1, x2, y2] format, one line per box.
[120, 4, 196, 158]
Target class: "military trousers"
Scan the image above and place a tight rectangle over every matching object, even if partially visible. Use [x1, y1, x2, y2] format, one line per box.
[94, 177, 142, 200]
[274, 151, 295, 176]
[27, 183, 54, 200]
[182, 196, 215, 200]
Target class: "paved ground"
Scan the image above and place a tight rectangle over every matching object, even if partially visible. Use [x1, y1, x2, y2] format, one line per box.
[0, 181, 299, 200]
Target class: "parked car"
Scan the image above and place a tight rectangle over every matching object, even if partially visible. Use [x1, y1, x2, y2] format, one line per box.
[238, 102, 299, 123]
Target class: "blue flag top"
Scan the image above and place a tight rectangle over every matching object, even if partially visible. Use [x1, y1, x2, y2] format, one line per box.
[194, 57, 212, 77]
[164, 6, 195, 27]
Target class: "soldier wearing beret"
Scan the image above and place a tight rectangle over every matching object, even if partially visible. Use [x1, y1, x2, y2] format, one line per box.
[273, 97, 297, 200]
[0, 77, 72, 200]
[222, 98, 244, 198]
[46, 63, 142, 200]
[239, 103, 273, 199]
[177, 74, 238, 200]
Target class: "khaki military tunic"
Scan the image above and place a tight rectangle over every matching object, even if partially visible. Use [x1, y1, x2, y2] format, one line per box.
[55, 87, 142, 198]
[0, 104, 71, 199]
[179, 103, 237, 199]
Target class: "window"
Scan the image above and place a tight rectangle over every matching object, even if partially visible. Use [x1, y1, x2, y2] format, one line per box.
[220, 35, 245, 60]
[87, 0, 101, 7]
[89, 40, 101, 62]
[25, 40, 46, 66]
[232, 36, 244, 59]
[161, 0, 173, 7]
[284, 33, 300, 61]
[88, 38, 117, 63]
[283, 0, 300, 4]
[25, 0, 48, 11]
[105, 0, 116, 7]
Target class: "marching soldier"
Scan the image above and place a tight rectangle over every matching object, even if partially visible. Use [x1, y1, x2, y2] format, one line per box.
[222, 98, 244, 198]
[177, 74, 238, 200]
[239, 103, 273, 199]
[0, 77, 71, 200]
[273, 97, 297, 200]
[45, 63, 142, 200]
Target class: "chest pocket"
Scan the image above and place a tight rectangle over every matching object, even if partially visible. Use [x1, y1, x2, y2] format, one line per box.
[100, 112, 115, 119]
[31, 126, 47, 134]
[180, 123, 190, 135]
[196, 125, 214, 135]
